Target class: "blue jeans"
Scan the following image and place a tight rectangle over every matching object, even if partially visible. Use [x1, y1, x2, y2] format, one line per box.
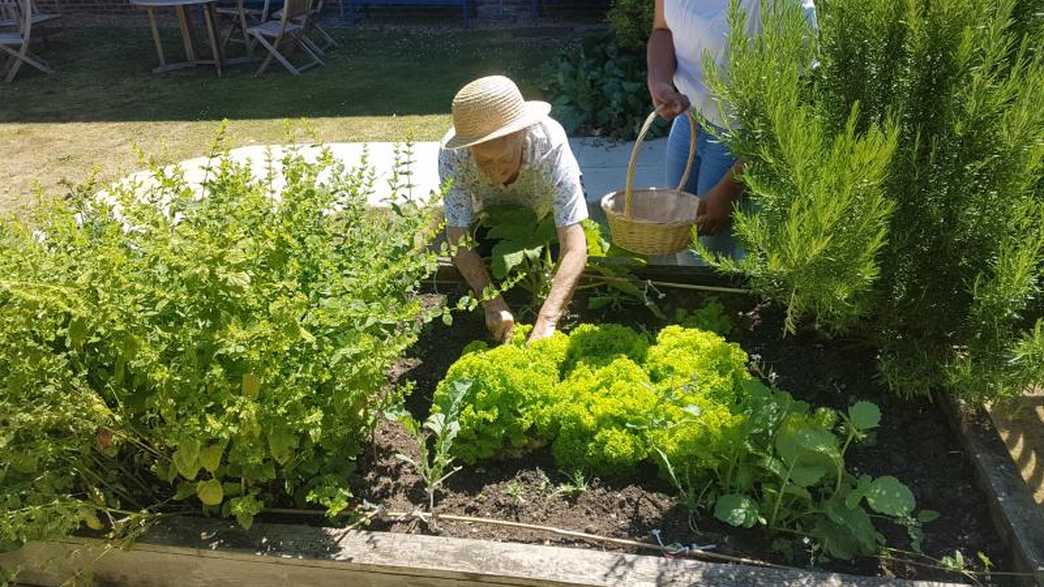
[665, 114, 743, 262]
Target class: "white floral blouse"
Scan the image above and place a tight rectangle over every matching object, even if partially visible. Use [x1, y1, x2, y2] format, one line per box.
[438, 116, 589, 228]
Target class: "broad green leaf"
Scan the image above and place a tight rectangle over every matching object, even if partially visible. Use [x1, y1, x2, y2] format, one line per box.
[173, 439, 201, 480]
[269, 428, 298, 466]
[789, 464, 829, 487]
[200, 443, 224, 474]
[174, 481, 197, 501]
[714, 494, 760, 528]
[866, 476, 916, 517]
[242, 373, 260, 398]
[491, 241, 527, 279]
[197, 479, 224, 506]
[917, 510, 940, 523]
[849, 401, 881, 430]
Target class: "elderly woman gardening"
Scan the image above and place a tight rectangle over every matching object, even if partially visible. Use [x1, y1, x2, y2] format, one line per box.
[439, 76, 589, 344]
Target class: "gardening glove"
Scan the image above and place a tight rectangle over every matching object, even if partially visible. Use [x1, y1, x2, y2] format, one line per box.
[650, 82, 691, 121]
[485, 301, 515, 343]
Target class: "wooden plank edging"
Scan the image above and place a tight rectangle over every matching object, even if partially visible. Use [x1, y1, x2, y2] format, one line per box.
[937, 391, 1044, 586]
[0, 517, 964, 587]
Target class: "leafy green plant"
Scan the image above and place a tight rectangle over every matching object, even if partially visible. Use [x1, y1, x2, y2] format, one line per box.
[430, 329, 569, 463]
[674, 299, 734, 338]
[476, 205, 665, 316]
[551, 469, 591, 499]
[702, 0, 1044, 399]
[0, 135, 443, 549]
[437, 322, 931, 561]
[607, 0, 655, 50]
[542, 32, 665, 140]
[395, 380, 469, 528]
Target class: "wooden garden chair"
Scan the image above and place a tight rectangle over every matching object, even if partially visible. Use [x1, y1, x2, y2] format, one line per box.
[247, 0, 322, 76]
[0, 0, 52, 82]
[273, 0, 336, 56]
[1, 0, 54, 27]
[216, 0, 272, 55]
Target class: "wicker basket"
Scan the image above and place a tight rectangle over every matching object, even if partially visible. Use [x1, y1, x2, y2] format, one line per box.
[601, 110, 700, 256]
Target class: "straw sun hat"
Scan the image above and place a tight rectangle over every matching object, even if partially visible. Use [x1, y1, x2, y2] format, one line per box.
[442, 75, 551, 150]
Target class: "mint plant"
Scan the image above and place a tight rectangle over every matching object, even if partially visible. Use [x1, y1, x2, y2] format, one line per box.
[0, 134, 443, 549]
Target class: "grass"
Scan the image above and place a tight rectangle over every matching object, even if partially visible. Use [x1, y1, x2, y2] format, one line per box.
[0, 22, 572, 210]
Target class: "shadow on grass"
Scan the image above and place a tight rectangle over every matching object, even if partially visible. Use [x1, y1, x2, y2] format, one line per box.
[0, 23, 572, 123]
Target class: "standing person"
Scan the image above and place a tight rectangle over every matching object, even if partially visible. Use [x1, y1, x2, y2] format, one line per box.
[647, 0, 816, 259]
[439, 75, 589, 344]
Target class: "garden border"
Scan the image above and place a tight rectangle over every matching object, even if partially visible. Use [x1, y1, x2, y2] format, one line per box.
[937, 392, 1044, 586]
[0, 516, 964, 587]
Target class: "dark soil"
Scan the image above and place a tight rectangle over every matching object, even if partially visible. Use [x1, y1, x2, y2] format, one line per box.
[347, 288, 1010, 584]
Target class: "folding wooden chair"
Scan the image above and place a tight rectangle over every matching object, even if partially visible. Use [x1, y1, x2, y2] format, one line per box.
[247, 0, 322, 76]
[0, 0, 60, 33]
[273, 0, 336, 56]
[216, 0, 272, 55]
[1, 0, 52, 82]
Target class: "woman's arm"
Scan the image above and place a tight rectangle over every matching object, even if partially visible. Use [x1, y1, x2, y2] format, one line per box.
[530, 223, 588, 342]
[447, 226, 515, 342]
[697, 162, 746, 236]
[647, 0, 690, 119]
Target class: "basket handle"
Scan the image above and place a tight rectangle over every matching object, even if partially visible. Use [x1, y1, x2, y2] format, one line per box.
[623, 109, 698, 219]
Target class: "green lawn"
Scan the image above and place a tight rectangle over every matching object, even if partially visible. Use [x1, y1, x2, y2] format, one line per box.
[0, 24, 572, 210]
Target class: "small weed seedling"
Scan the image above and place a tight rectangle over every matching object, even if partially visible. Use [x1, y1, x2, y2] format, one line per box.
[504, 479, 527, 506]
[395, 380, 470, 530]
[551, 469, 591, 499]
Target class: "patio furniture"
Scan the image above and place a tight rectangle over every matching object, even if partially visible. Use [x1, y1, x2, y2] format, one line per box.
[350, 0, 470, 27]
[131, 0, 225, 75]
[248, 0, 323, 76]
[273, 0, 335, 56]
[215, 0, 275, 56]
[1, 0, 60, 32]
[1, 0, 53, 82]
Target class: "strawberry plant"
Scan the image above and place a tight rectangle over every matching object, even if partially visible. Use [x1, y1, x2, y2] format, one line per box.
[0, 138, 443, 549]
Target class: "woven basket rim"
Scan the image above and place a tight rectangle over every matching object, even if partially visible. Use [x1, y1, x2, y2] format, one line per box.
[600, 190, 700, 229]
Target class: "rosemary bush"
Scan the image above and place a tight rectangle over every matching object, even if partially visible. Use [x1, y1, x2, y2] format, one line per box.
[703, 0, 1044, 399]
[0, 140, 442, 549]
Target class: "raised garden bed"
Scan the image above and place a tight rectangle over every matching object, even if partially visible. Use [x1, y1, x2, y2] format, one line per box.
[0, 277, 1032, 586]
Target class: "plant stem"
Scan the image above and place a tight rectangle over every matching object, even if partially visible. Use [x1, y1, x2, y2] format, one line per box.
[769, 460, 796, 528]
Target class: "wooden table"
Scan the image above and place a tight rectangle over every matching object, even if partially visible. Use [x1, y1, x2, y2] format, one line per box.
[131, 0, 225, 75]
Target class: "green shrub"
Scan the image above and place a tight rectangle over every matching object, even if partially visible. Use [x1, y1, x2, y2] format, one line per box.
[541, 32, 665, 140]
[607, 0, 654, 50]
[702, 0, 1044, 399]
[0, 140, 441, 548]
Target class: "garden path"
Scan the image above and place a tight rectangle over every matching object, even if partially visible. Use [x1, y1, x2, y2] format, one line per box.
[109, 137, 669, 214]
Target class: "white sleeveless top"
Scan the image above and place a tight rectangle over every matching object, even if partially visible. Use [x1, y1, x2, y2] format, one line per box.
[665, 0, 816, 128]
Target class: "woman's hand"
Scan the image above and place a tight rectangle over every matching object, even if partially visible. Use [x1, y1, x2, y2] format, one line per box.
[650, 81, 690, 121]
[484, 299, 515, 343]
[696, 191, 732, 236]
